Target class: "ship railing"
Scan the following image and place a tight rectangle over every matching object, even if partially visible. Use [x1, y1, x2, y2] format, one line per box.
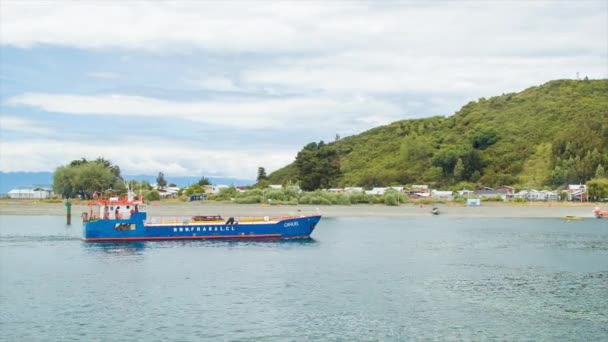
[142, 214, 316, 226]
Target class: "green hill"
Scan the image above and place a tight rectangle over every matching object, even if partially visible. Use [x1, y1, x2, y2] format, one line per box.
[268, 79, 608, 189]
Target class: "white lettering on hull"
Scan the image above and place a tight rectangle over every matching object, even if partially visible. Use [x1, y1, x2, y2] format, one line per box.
[173, 226, 236, 233]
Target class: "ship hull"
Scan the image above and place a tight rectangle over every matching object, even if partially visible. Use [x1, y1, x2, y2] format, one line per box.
[83, 214, 321, 242]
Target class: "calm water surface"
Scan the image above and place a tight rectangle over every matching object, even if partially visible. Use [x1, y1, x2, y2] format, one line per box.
[1, 216, 607, 341]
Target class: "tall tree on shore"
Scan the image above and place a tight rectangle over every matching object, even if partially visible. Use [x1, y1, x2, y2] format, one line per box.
[294, 141, 342, 191]
[197, 176, 211, 186]
[257, 167, 268, 182]
[156, 172, 167, 189]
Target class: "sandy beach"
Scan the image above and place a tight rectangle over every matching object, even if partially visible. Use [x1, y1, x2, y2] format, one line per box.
[0, 200, 602, 219]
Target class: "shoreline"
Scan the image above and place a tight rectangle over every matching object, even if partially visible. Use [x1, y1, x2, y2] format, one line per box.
[0, 200, 602, 218]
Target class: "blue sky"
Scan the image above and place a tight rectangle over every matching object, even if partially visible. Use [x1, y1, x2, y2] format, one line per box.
[1, 1, 606, 179]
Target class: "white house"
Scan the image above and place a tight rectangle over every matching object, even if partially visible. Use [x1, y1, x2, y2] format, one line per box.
[514, 190, 547, 201]
[344, 187, 363, 193]
[365, 187, 403, 195]
[514, 189, 559, 202]
[158, 187, 179, 198]
[268, 184, 282, 190]
[365, 187, 387, 195]
[203, 185, 230, 194]
[8, 187, 54, 199]
[432, 190, 454, 200]
[457, 190, 475, 197]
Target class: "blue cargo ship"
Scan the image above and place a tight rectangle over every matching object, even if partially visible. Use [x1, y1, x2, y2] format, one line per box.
[81, 195, 321, 241]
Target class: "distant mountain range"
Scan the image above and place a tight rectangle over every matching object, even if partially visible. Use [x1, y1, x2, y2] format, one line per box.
[0, 172, 254, 194]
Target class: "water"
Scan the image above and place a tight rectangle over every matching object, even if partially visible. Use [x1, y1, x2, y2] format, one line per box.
[1, 215, 607, 341]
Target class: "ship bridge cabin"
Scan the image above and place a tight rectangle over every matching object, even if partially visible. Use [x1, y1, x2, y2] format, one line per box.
[86, 195, 147, 221]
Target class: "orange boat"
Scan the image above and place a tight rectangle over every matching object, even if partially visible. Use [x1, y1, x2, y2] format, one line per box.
[593, 207, 608, 218]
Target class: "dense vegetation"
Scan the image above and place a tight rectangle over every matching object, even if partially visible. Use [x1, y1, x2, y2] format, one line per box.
[268, 79, 608, 189]
[53, 158, 126, 199]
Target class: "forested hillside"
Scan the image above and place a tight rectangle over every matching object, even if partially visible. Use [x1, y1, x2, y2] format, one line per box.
[268, 79, 608, 189]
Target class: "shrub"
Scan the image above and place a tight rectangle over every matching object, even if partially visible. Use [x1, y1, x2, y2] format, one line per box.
[234, 196, 262, 204]
[270, 199, 298, 205]
[451, 196, 466, 204]
[145, 190, 160, 201]
[336, 195, 352, 205]
[384, 192, 399, 206]
[310, 196, 332, 205]
[213, 187, 238, 201]
[481, 196, 504, 202]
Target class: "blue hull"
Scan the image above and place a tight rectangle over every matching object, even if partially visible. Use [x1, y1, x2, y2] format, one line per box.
[83, 213, 321, 241]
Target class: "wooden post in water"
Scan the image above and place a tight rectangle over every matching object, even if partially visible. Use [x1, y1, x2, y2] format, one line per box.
[65, 199, 72, 225]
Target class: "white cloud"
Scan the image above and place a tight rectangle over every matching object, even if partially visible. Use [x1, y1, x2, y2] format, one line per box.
[0, 115, 55, 136]
[1, 1, 605, 58]
[0, 138, 297, 179]
[5, 93, 403, 130]
[191, 77, 241, 92]
[1, 0, 606, 177]
[242, 54, 607, 97]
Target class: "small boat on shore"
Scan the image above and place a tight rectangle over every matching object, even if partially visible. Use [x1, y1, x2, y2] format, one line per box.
[81, 194, 321, 242]
[563, 216, 584, 221]
[593, 207, 608, 219]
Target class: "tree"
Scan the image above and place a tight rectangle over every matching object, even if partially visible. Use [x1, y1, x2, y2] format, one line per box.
[156, 172, 167, 189]
[53, 158, 124, 198]
[257, 167, 268, 182]
[596, 164, 606, 179]
[145, 190, 160, 201]
[472, 129, 498, 149]
[294, 141, 342, 191]
[185, 184, 204, 196]
[470, 170, 481, 182]
[197, 176, 211, 186]
[140, 181, 153, 191]
[587, 178, 608, 201]
[453, 158, 465, 181]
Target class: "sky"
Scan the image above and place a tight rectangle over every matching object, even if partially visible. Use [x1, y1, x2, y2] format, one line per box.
[1, 1, 607, 180]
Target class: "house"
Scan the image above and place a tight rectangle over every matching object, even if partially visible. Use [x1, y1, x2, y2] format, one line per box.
[365, 187, 403, 196]
[366, 187, 387, 195]
[513, 189, 560, 202]
[203, 185, 230, 194]
[268, 184, 282, 190]
[158, 187, 178, 198]
[327, 188, 344, 193]
[542, 190, 559, 201]
[496, 186, 515, 196]
[8, 186, 54, 199]
[344, 187, 363, 193]
[407, 185, 431, 199]
[473, 189, 509, 201]
[514, 190, 547, 201]
[457, 190, 475, 197]
[567, 184, 587, 201]
[431, 190, 454, 200]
